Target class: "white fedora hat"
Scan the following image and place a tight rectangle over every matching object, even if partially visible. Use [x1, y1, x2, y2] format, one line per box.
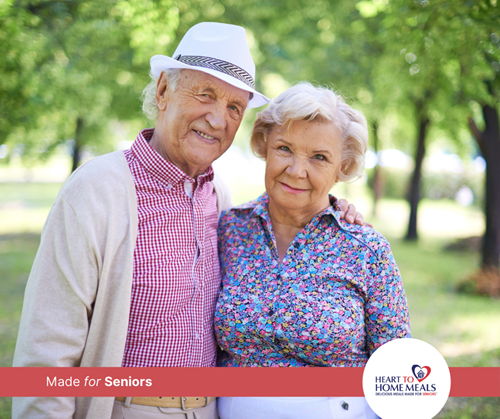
[150, 22, 269, 109]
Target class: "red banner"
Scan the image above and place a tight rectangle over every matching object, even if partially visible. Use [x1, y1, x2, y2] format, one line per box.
[0, 367, 498, 397]
[449, 368, 500, 397]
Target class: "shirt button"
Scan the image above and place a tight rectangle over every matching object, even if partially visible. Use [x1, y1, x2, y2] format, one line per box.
[184, 181, 193, 197]
[195, 332, 200, 340]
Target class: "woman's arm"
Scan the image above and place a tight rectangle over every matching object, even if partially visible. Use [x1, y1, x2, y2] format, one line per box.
[364, 237, 411, 355]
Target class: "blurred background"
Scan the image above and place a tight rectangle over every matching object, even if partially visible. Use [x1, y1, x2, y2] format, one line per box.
[0, 0, 499, 417]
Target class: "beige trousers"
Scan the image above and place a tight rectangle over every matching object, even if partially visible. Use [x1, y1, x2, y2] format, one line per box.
[111, 398, 218, 419]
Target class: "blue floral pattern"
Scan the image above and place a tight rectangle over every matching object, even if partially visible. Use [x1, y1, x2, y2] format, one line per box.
[214, 193, 411, 367]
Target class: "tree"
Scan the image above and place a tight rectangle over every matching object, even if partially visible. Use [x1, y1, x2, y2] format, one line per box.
[351, 0, 499, 245]
[2, 0, 499, 269]
[0, 0, 179, 170]
[402, 0, 500, 273]
[470, 104, 500, 270]
[214, 0, 442, 235]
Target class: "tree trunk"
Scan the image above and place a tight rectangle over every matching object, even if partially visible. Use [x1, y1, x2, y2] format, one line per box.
[71, 117, 84, 172]
[405, 108, 429, 241]
[372, 120, 382, 218]
[471, 105, 500, 269]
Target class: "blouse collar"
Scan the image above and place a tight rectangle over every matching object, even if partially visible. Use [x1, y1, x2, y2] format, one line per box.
[243, 192, 363, 233]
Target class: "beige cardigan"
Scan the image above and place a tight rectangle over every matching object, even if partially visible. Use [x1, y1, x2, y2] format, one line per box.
[12, 151, 231, 419]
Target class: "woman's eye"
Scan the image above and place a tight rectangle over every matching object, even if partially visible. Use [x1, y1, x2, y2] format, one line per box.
[278, 146, 291, 152]
[313, 154, 326, 161]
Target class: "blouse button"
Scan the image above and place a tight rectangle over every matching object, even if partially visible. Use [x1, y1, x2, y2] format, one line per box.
[341, 401, 349, 410]
[268, 309, 274, 316]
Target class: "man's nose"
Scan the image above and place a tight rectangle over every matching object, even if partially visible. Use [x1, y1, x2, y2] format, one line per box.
[205, 105, 227, 130]
[286, 157, 307, 178]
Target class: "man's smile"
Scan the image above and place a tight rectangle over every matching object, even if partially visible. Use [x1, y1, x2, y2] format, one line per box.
[193, 129, 218, 142]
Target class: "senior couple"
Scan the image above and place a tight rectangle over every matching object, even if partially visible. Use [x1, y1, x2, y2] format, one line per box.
[13, 22, 410, 419]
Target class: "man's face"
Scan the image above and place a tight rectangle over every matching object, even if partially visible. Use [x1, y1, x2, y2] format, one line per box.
[153, 69, 250, 178]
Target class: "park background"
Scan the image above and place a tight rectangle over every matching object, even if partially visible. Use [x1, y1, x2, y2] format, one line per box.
[0, 0, 499, 417]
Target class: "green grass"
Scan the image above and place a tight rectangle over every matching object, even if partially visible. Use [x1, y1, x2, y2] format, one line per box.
[0, 183, 62, 234]
[0, 234, 40, 418]
[389, 239, 500, 367]
[438, 398, 500, 419]
[0, 235, 40, 366]
[0, 182, 498, 418]
[0, 183, 63, 207]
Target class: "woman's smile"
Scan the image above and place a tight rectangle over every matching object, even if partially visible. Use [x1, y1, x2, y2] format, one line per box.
[279, 181, 307, 194]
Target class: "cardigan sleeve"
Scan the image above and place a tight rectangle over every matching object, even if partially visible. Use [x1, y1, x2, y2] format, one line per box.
[212, 170, 233, 216]
[12, 151, 136, 419]
[12, 193, 99, 418]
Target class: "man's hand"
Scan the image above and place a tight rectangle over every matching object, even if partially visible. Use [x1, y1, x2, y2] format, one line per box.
[338, 198, 365, 226]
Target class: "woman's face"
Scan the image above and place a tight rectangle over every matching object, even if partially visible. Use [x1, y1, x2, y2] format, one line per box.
[265, 119, 342, 215]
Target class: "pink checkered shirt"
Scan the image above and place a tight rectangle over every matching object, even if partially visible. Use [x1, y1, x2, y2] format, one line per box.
[121, 129, 221, 367]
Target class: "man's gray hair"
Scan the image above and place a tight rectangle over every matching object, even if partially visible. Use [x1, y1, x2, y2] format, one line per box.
[141, 69, 183, 122]
[250, 82, 368, 182]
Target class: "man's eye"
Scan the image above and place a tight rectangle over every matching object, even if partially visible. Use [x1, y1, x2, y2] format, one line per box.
[313, 154, 326, 161]
[278, 146, 291, 152]
[229, 105, 239, 112]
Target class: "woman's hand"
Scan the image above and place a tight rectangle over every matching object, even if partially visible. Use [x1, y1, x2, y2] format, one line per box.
[338, 198, 367, 226]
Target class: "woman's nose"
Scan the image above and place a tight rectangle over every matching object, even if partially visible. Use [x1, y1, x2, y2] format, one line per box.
[286, 157, 307, 178]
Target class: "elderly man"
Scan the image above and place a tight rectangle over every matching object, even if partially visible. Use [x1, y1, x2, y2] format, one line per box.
[13, 22, 362, 419]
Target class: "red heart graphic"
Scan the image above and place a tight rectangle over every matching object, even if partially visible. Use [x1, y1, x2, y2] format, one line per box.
[417, 366, 431, 382]
[412, 364, 432, 382]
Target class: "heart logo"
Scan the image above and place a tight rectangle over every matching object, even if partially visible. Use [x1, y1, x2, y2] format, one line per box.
[412, 364, 431, 382]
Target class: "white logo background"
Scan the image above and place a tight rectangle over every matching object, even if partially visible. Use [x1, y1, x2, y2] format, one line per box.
[363, 338, 451, 419]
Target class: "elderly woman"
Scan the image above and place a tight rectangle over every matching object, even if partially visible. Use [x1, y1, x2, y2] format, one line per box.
[214, 83, 411, 419]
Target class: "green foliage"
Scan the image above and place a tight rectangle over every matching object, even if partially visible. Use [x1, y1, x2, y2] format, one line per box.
[0, 0, 179, 165]
[170, 0, 499, 160]
[1, 0, 499, 169]
[391, 0, 499, 142]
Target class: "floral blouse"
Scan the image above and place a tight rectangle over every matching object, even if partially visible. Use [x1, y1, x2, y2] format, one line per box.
[214, 193, 411, 367]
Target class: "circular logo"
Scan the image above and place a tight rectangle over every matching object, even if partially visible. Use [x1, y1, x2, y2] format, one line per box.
[362, 338, 451, 419]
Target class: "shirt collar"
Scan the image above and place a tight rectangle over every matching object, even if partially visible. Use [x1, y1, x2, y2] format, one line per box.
[246, 192, 362, 232]
[130, 129, 214, 187]
[251, 193, 270, 220]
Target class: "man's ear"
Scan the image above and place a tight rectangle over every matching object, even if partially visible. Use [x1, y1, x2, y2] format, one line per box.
[156, 72, 169, 111]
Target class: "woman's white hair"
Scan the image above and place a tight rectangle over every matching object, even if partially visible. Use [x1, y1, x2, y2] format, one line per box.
[251, 82, 368, 182]
[141, 69, 183, 122]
